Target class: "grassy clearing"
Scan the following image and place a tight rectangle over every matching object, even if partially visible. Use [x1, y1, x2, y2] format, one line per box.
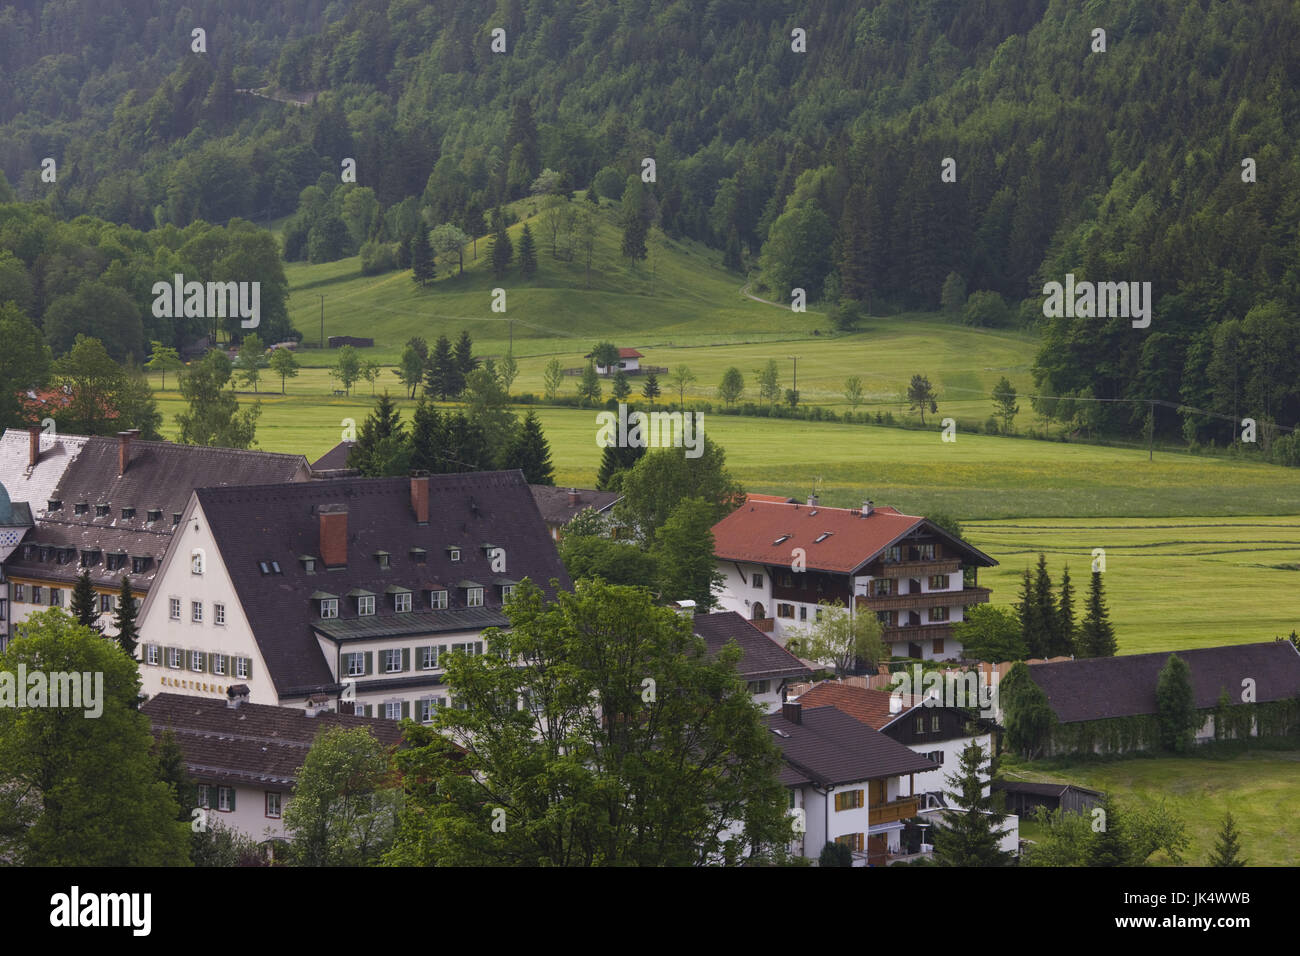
[1003, 750, 1300, 866]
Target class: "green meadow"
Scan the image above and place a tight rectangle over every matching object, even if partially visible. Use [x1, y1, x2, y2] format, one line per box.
[1008, 751, 1300, 866]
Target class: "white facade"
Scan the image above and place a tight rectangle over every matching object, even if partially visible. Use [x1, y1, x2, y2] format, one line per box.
[196, 781, 289, 843]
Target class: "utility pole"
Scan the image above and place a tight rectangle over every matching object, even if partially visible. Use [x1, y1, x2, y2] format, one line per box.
[1147, 400, 1154, 461]
[788, 355, 799, 402]
[320, 295, 325, 349]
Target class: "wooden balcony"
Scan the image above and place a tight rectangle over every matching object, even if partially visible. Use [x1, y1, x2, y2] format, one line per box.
[873, 559, 962, 579]
[749, 617, 775, 634]
[857, 586, 991, 613]
[882, 623, 952, 645]
[869, 796, 920, 826]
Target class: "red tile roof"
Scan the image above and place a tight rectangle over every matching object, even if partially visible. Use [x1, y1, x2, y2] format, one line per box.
[617, 348, 643, 359]
[711, 500, 922, 573]
[795, 682, 914, 730]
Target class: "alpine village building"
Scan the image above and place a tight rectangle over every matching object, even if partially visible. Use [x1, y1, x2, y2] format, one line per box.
[711, 495, 998, 661]
[134, 471, 570, 717]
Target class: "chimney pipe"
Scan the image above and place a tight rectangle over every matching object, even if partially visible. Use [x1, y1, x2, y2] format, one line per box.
[410, 476, 429, 525]
[319, 504, 348, 568]
[117, 430, 136, 476]
[28, 425, 40, 468]
[781, 700, 802, 725]
[862, 500, 874, 517]
[567, 488, 580, 507]
[807, 494, 818, 507]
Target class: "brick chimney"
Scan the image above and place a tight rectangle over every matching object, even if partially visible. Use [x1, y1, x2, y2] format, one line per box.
[226, 684, 250, 709]
[117, 429, 140, 476]
[781, 700, 802, 725]
[27, 425, 40, 468]
[410, 476, 429, 525]
[319, 504, 348, 568]
[567, 488, 580, 507]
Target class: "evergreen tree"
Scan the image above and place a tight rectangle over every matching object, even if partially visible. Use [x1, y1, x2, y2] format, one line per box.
[70, 569, 103, 634]
[411, 229, 435, 286]
[621, 178, 649, 261]
[1209, 811, 1247, 867]
[409, 397, 443, 474]
[1085, 794, 1126, 867]
[933, 741, 1013, 867]
[1156, 653, 1198, 753]
[503, 97, 541, 196]
[490, 215, 513, 278]
[819, 841, 853, 867]
[1031, 553, 1063, 656]
[505, 409, 554, 484]
[348, 392, 408, 477]
[722, 225, 743, 272]
[611, 369, 631, 401]
[425, 334, 459, 399]
[596, 442, 646, 491]
[1077, 571, 1117, 657]
[518, 223, 538, 277]
[1057, 564, 1076, 655]
[112, 575, 139, 658]
[1017, 568, 1047, 659]
[577, 360, 602, 407]
[642, 372, 661, 405]
[837, 186, 870, 302]
[454, 330, 478, 383]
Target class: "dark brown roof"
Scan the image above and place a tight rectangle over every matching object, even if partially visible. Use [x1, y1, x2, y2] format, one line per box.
[194, 471, 570, 697]
[693, 611, 812, 682]
[528, 485, 621, 526]
[764, 704, 937, 788]
[6, 436, 308, 590]
[142, 693, 403, 789]
[310, 440, 355, 470]
[1027, 641, 1300, 723]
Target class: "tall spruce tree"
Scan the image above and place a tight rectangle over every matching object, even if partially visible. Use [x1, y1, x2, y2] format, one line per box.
[1209, 811, 1247, 866]
[112, 575, 139, 657]
[490, 214, 513, 277]
[411, 229, 435, 286]
[1085, 794, 1126, 867]
[348, 392, 408, 477]
[1057, 563, 1076, 656]
[425, 334, 459, 399]
[1017, 568, 1046, 658]
[518, 223, 538, 277]
[596, 441, 646, 491]
[933, 741, 1013, 867]
[1077, 570, 1117, 657]
[454, 330, 478, 382]
[1031, 553, 1061, 655]
[409, 397, 443, 474]
[70, 569, 103, 635]
[641, 373, 661, 404]
[504, 409, 554, 484]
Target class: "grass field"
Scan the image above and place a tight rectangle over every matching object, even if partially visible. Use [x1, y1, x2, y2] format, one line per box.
[1006, 751, 1300, 865]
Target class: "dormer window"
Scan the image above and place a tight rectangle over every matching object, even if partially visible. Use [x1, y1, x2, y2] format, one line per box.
[300, 555, 316, 573]
[96, 504, 110, 517]
[47, 499, 62, 511]
[106, 552, 127, 571]
[358, 595, 375, 616]
[409, 547, 427, 564]
[394, 592, 412, 613]
[131, 555, 151, 574]
[374, 551, 390, 569]
[146, 509, 162, 523]
[79, 549, 100, 567]
[121, 507, 135, 520]
[74, 502, 88, 515]
[320, 598, 338, 619]
[448, 548, 461, 562]
[428, 589, 448, 609]
[172, 513, 182, 526]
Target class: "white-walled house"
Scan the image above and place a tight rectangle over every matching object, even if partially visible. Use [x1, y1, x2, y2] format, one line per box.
[135, 472, 570, 714]
[142, 690, 405, 847]
[712, 495, 997, 661]
[694, 610, 812, 712]
[588, 347, 643, 375]
[765, 700, 941, 864]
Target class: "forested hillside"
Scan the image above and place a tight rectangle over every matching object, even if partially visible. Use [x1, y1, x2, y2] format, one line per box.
[1, 0, 1298, 444]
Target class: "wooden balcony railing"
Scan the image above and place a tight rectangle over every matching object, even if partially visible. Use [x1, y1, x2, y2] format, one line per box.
[881, 623, 953, 645]
[856, 586, 991, 613]
[869, 796, 920, 826]
[872, 559, 962, 579]
[749, 617, 775, 633]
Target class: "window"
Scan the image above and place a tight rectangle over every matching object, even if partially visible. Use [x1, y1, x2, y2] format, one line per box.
[214, 602, 225, 625]
[196, 784, 210, 809]
[928, 750, 945, 765]
[429, 590, 448, 609]
[147, 509, 162, 523]
[384, 649, 403, 673]
[212, 654, 226, 676]
[834, 790, 865, 812]
[779, 572, 794, 588]
[121, 507, 135, 520]
[106, 552, 126, 571]
[217, 786, 234, 812]
[776, 603, 795, 619]
[915, 716, 926, 734]
[191, 550, 204, 575]
[169, 597, 181, 620]
[752, 573, 763, 588]
[384, 701, 402, 720]
[320, 598, 338, 619]
[815, 608, 824, 621]
[265, 792, 281, 819]
[301, 557, 316, 573]
[235, 657, 249, 679]
[450, 641, 482, 657]
[172, 513, 182, 526]
[466, 587, 484, 608]
[886, 546, 902, 563]
[929, 574, 950, 590]
[12, 584, 23, 602]
[146, 645, 159, 666]
[132, 556, 149, 574]
[418, 698, 440, 723]
[917, 543, 935, 560]
[501, 584, 515, 601]
[270, 561, 281, 574]
[410, 548, 427, 564]
[31, 586, 42, 604]
[748, 679, 771, 695]
[190, 651, 205, 672]
[376, 552, 390, 569]
[168, 647, 182, 669]
[932, 638, 945, 655]
[799, 606, 807, 621]
[449, 548, 461, 562]
[99, 594, 114, 613]
[420, 646, 439, 670]
[873, 578, 892, 597]
[394, 592, 411, 613]
[835, 833, 865, 852]
[192, 601, 203, 623]
[358, 595, 375, 616]
[932, 714, 941, 732]
[929, 606, 949, 623]
[814, 532, 833, 544]
[74, 503, 88, 516]
[345, 653, 365, 677]
[49, 588, 62, 607]
[96, 504, 110, 517]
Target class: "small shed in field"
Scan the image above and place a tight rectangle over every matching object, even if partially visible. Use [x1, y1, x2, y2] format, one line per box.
[992, 780, 1104, 818]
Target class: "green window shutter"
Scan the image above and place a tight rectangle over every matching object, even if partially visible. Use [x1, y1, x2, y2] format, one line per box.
[415, 646, 427, 669]
[401, 700, 410, 719]
[364, 651, 372, 675]
[402, 647, 410, 671]
[245, 657, 252, 680]
[197, 652, 206, 673]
